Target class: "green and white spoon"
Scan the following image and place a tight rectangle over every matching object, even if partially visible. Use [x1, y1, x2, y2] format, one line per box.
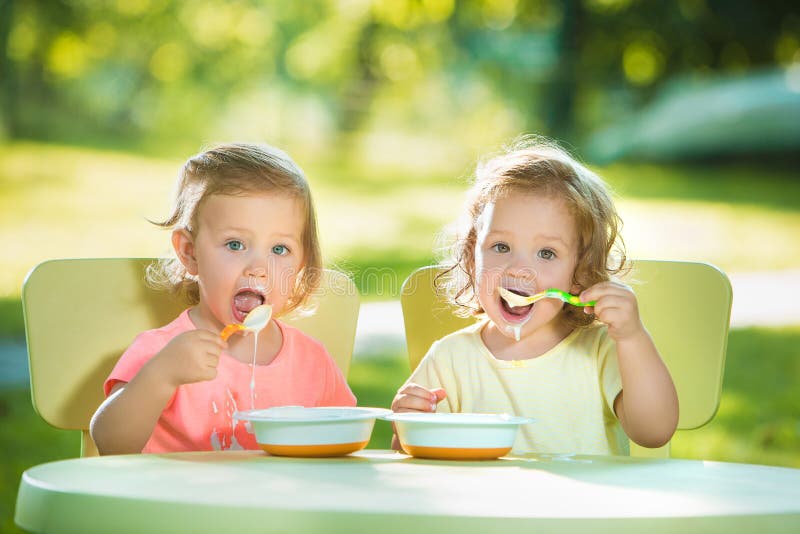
[498, 287, 596, 308]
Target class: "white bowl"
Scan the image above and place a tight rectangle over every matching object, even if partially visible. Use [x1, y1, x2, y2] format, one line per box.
[384, 412, 534, 460]
[235, 406, 391, 457]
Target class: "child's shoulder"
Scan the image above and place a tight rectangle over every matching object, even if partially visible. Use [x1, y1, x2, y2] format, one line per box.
[131, 309, 193, 344]
[275, 319, 327, 354]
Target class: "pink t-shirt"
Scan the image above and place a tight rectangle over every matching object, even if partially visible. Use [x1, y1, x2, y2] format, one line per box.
[104, 310, 356, 453]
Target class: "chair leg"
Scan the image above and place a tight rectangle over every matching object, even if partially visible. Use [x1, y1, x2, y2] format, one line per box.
[81, 431, 99, 457]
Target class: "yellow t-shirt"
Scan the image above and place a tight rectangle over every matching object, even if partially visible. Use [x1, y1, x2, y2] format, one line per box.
[408, 320, 628, 455]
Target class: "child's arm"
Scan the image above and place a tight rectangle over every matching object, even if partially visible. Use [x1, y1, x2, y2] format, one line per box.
[581, 281, 679, 448]
[90, 329, 226, 454]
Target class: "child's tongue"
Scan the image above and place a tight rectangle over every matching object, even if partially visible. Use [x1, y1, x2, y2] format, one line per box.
[506, 304, 533, 315]
[508, 304, 531, 316]
[233, 291, 263, 316]
[501, 297, 532, 316]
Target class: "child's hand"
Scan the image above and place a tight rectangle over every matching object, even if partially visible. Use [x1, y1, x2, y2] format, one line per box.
[580, 281, 645, 342]
[390, 383, 447, 451]
[391, 383, 447, 413]
[150, 329, 227, 388]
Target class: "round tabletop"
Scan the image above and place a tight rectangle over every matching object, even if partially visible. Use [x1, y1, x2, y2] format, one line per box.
[16, 450, 800, 533]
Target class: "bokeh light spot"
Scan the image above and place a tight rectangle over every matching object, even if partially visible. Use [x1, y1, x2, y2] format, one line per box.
[46, 32, 90, 78]
[623, 40, 664, 86]
[149, 42, 190, 82]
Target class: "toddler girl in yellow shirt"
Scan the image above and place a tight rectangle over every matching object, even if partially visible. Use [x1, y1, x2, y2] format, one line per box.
[391, 136, 678, 455]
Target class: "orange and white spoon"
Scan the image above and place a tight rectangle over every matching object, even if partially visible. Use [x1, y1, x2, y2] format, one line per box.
[220, 304, 273, 341]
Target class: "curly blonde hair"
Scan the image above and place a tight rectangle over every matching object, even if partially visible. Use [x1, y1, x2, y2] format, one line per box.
[146, 142, 322, 315]
[438, 135, 627, 329]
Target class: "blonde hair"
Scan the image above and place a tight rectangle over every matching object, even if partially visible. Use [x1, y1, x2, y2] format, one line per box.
[439, 135, 627, 329]
[147, 142, 322, 314]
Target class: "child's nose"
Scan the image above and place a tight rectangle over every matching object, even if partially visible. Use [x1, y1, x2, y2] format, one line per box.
[507, 259, 536, 280]
[245, 265, 267, 278]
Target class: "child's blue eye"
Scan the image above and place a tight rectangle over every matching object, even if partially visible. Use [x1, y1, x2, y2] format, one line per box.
[538, 249, 555, 260]
[226, 240, 244, 251]
[272, 244, 289, 256]
[492, 243, 510, 253]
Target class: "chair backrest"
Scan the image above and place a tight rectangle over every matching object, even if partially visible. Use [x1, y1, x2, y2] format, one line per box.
[22, 258, 360, 457]
[400, 260, 732, 458]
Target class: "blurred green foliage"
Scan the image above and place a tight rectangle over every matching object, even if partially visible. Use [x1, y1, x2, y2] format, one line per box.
[1, 0, 798, 160]
[604, 161, 800, 212]
[671, 327, 800, 467]
[0, 298, 23, 339]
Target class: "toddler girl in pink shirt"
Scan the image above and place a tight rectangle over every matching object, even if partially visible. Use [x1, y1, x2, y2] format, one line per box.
[90, 143, 356, 454]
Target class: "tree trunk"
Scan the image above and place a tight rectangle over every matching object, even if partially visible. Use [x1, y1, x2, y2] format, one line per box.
[540, 0, 582, 145]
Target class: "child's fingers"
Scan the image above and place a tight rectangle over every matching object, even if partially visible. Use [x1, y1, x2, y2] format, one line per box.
[393, 383, 443, 412]
[393, 394, 436, 412]
[594, 306, 622, 325]
[205, 350, 220, 368]
[199, 367, 218, 382]
[592, 296, 646, 340]
[207, 330, 229, 349]
[400, 383, 439, 401]
[580, 281, 633, 303]
[390, 432, 403, 451]
[593, 294, 638, 319]
[582, 284, 637, 318]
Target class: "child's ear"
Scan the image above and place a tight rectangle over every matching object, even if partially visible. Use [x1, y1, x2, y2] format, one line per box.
[172, 228, 198, 276]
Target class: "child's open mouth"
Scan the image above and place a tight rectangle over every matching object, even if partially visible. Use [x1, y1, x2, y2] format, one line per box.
[499, 288, 534, 323]
[232, 288, 265, 323]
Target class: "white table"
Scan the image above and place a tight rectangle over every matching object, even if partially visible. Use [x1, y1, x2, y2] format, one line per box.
[16, 450, 800, 533]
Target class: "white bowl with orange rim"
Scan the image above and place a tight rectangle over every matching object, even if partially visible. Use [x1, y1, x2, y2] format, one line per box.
[235, 406, 391, 457]
[385, 412, 534, 460]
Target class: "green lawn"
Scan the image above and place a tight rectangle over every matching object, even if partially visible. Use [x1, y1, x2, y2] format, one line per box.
[2, 142, 800, 301]
[0, 388, 80, 533]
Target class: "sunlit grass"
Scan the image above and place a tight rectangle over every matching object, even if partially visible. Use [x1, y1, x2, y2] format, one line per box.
[2, 142, 799, 301]
[0, 388, 79, 533]
[618, 200, 800, 271]
[0, 143, 176, 298]
[604, 161, 800, 212]
[671, 326, 800, 467]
